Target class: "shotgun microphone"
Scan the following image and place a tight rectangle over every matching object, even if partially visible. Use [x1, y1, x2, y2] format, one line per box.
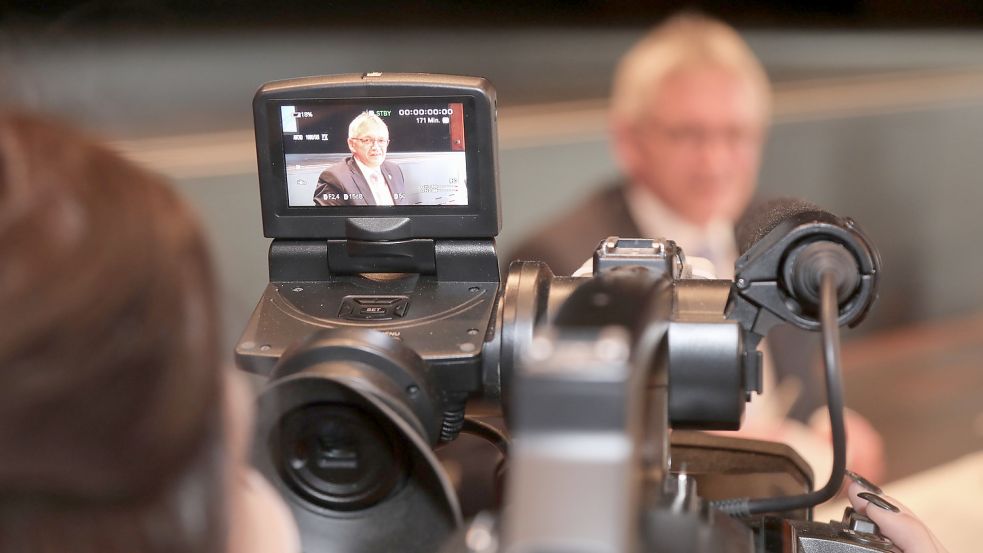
[732, 198, 880, 332]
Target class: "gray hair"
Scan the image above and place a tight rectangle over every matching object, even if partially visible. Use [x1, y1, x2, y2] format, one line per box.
[610, 13, 771, 124]
[348, 112, 388, 139]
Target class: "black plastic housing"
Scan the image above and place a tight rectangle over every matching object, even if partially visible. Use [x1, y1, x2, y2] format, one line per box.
[253, 73, 501, 240]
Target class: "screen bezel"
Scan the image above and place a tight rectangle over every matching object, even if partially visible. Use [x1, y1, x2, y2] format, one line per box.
[254, 74, 500, 240]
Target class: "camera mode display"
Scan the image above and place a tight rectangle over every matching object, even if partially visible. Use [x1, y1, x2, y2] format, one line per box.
[280, 99, 471, 207]
[253, 74, 499, 239]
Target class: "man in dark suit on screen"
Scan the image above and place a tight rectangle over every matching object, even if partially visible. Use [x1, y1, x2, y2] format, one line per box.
[313, 112, 408, 206]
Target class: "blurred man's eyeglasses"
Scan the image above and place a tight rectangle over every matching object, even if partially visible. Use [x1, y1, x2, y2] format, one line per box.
[353, 137, 390, 146]
[637, 121, 760, 150]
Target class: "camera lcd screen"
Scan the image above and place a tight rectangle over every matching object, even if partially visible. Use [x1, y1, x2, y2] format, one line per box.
[279, 98, 471, 207]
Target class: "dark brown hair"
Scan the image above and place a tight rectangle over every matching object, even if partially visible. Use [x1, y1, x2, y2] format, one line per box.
[0, 113, 225, 552]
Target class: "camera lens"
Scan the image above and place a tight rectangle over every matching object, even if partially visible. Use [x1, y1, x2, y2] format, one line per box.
[272, 403, 409, 511]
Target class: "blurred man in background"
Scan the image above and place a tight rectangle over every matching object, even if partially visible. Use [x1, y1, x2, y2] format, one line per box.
[511, 13, 764, 280]
[509, 12, 885, 481]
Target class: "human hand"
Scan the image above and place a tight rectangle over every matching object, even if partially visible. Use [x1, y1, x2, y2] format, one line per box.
[845, 472, 948, 553]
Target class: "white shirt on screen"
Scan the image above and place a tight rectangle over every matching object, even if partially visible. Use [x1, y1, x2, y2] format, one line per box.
[354, 158, 395, 206]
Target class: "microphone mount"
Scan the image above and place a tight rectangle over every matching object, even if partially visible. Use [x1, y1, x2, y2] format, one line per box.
[728, 203, 880, 338]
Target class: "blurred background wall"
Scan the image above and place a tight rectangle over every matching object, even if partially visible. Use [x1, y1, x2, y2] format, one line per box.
[2, 2, 982, 491]
[6, 24, 982, 349]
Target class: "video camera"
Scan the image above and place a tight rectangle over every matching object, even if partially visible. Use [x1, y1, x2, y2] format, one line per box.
[236, 73, 890, 553]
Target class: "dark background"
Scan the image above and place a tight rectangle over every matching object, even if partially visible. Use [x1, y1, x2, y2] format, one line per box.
[5, 0, 983, 29]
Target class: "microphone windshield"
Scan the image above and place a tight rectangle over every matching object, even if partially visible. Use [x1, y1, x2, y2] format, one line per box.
[732, 197, 880, 331]
[736, 197, 823, 255]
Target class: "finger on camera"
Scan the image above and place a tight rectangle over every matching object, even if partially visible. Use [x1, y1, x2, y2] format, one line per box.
[864, 504, 943, 553]
[845, 481, 912, 515]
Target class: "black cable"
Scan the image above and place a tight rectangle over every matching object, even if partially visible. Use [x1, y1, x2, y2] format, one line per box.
[461, 416, 510, 458]
[711, 271, 848, 516]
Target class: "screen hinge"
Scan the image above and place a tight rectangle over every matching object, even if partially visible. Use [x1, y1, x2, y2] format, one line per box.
[327, 239, 436, 275]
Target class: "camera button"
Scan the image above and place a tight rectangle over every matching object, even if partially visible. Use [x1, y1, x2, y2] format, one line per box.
[339, 296, 410, 320]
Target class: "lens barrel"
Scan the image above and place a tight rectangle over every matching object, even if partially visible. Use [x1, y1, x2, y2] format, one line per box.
[252, 328, 461, 553]
[274, 402, 409, 511]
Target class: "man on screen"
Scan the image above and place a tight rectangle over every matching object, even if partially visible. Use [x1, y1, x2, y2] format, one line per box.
[313, 112, 408, 206]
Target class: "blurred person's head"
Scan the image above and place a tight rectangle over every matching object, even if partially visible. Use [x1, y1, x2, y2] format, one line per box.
[610, 13, 771, 227]
[347, 112, 391, 168]
[0, 112, 296, 553]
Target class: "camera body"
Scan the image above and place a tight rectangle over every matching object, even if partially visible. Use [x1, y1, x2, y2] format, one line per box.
[237, 74, 893, 553]
[238, 74, 506, 552]
[238, 73, 504, 431]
